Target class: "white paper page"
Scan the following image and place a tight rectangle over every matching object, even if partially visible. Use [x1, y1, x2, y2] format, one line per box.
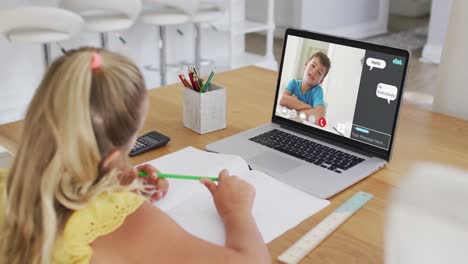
[166, 169, 330, 245]
[145, 147, 250, 211]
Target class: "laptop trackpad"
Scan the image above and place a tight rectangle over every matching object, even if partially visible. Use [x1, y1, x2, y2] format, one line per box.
[249, 151, 301, 173]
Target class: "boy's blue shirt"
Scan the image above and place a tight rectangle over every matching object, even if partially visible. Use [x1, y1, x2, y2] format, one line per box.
[285, 79, 324, 108]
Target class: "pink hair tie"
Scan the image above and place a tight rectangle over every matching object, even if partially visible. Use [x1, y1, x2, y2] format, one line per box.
[91, 52, 102, 71]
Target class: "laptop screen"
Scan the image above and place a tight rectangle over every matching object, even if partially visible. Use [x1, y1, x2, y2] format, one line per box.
[273, 29, 409, 157]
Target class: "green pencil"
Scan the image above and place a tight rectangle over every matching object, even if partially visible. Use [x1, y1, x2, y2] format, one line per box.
[138, 171, 219, 181]
[201, 70, 215, 93]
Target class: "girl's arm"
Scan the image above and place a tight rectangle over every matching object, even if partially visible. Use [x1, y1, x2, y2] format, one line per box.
[91, 172, 271, 264]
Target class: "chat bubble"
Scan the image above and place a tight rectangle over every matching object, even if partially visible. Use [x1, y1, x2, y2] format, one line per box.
[376, 83, 398, 104]
[366, 58, 386, 71]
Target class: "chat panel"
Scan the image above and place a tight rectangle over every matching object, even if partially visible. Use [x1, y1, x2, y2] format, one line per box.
[351, 50, 406, 149]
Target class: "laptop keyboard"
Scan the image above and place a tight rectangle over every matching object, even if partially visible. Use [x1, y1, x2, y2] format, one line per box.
[249, 129, 365, 173]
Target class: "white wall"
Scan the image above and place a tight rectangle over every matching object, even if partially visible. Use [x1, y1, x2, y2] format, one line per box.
[421, 0, 453, 64]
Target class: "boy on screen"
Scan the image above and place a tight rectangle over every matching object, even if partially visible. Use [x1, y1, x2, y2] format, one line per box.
[279, 51, 331, 124]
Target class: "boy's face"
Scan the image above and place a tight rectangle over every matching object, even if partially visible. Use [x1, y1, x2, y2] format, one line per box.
[303, 57, 327, 87]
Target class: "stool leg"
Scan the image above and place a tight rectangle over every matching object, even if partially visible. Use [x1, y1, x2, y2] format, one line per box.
[100, 32, 109, 49]
[194, 23, 201, 71]
[43, 43, 51, 68]
[159, 26, 167, 86]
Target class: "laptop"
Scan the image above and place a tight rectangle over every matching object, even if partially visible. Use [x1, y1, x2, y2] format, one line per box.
[206, 28, 409, 199]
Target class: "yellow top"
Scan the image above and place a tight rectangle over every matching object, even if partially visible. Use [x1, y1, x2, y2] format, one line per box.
[0, 169, 146, 264]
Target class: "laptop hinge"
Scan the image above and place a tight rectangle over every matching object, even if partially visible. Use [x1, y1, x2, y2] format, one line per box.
[279, 123, 373, 157]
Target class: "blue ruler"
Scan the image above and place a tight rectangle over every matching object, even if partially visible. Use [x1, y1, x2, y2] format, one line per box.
[278, 191, 373, 264]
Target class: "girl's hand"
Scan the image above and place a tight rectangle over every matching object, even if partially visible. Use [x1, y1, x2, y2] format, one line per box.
[136, 164, 169, 202]
[200, 169, 255, 220]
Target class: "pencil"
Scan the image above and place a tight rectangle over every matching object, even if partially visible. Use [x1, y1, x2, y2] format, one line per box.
[138, 171, 219, 181]
[202, 70, 215, 93]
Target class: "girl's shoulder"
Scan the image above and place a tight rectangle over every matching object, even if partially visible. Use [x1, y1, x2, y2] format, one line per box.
[54, 191, 146, 263]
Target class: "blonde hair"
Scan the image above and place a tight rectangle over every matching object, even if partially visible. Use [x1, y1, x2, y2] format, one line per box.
[0, 47, 148, 264]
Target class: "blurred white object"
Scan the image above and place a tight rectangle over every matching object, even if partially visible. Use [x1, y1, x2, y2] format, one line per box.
[308, 115, 316, 124]
[386, 162, 468, 264]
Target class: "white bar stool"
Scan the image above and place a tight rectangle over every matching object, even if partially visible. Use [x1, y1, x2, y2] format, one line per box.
[60, 0, 142, 49]
[140, 0, 193, 86]
[191, 1, 225, 71]
[0, 6, 83, 68]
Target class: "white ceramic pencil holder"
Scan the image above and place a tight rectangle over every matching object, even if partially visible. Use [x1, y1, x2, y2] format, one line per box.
[183, 82, 226, 134]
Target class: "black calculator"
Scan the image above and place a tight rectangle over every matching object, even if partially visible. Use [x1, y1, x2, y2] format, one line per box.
[129, 131, 171, 157]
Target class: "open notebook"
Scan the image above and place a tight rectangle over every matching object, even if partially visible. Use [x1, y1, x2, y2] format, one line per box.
[146, 147, 330, 245]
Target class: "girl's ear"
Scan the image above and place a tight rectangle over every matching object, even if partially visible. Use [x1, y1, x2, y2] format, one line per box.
[101, 148, 122, 172]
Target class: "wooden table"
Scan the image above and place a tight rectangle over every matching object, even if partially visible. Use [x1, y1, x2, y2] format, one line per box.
[1, 66, 468, 263]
